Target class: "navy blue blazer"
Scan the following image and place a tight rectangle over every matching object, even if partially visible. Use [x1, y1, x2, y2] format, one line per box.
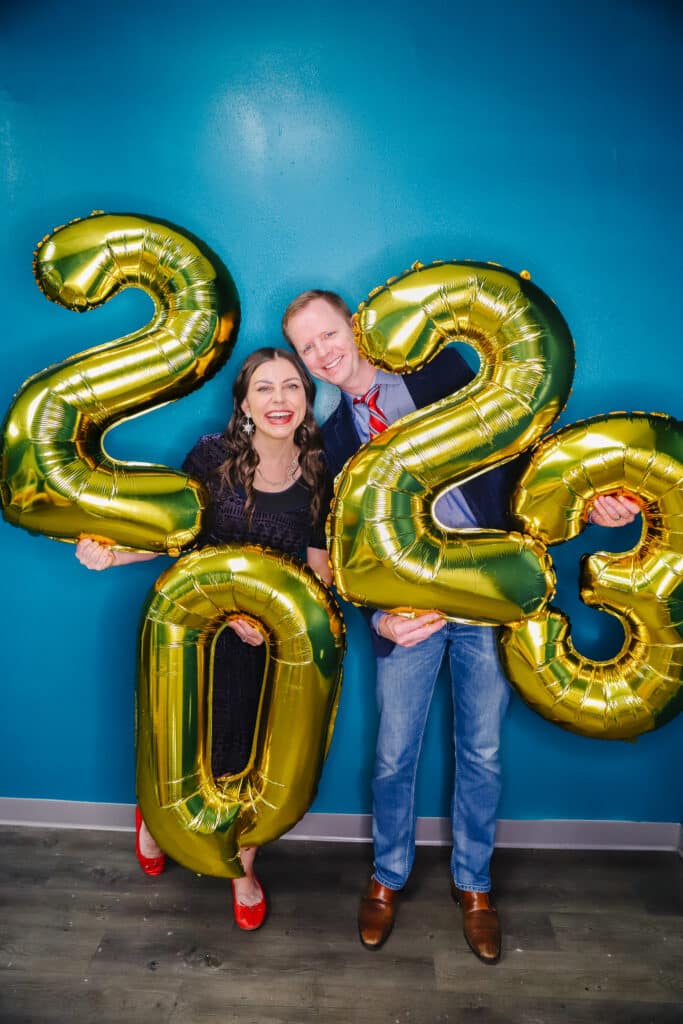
[320, 346, 519, 655]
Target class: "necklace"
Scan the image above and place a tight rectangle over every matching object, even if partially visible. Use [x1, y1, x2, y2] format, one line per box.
[255, 452, 299, 487]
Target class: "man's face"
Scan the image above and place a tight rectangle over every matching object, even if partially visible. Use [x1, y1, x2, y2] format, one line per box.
[286, 297, 370, 395]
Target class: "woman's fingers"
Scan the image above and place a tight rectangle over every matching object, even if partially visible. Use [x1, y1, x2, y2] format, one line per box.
[75, 537, 115, 570]
[228, 618, 265, 646]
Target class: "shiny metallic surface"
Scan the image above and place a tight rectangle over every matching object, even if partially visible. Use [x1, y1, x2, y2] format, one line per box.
[501, 413, 683, 739]
[0, 213, 240, 554]
[329, 260, 575, 625]
[136, 544, 345, 878]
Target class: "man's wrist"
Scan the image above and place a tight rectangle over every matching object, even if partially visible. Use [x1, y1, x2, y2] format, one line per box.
[371, 610, 386, 636]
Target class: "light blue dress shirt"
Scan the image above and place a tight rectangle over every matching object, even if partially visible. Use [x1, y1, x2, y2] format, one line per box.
[346, 368, 478, 529]
[346, 369, 478, 632]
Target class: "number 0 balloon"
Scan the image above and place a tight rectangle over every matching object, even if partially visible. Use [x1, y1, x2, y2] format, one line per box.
[136, 545, 346, 878]
[0, 212, 240, 554]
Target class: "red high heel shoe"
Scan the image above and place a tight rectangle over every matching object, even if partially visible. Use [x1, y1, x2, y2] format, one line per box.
[231, 875, 267, 930]
[135, 807, 165, 877]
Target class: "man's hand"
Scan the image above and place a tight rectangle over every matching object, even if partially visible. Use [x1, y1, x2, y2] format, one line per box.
[376, 611, 446, 648]
[589, 494, 640, 527]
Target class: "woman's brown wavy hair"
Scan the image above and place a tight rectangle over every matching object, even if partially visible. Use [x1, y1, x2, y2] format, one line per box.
[218, 347, 328, 527]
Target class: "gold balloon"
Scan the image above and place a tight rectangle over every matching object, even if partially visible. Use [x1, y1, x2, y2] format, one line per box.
[500, 413, 683, 739]
[0, 213, 240, 554]
[136, 544, 346, 878]
[329, 260, 575, 625]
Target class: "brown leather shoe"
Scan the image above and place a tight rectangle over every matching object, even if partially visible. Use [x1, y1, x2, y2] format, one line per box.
[451, 884, 501, 964]
[358, 878, 398, 950]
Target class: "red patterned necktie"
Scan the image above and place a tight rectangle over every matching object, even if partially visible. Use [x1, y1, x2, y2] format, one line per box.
[353, 383, 389, 436]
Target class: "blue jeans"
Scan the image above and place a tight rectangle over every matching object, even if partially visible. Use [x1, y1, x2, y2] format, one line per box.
[372, 621, 510, 893]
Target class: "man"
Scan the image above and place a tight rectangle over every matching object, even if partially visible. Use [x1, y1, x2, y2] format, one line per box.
[283, 289, 638, 963]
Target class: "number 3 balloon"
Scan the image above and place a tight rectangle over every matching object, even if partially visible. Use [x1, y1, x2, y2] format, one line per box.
[501, 412, 683, 739]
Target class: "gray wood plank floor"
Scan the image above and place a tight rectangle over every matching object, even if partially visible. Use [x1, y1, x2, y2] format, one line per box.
[1, 826, 681, 1023]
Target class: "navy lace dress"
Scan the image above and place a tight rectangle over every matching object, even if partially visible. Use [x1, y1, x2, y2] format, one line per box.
[182, 433, 330, 776]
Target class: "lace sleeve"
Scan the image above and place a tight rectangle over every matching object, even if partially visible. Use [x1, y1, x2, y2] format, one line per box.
[181, 433, 226, 481]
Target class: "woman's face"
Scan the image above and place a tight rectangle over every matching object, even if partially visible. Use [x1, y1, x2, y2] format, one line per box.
[241, 357, 307, 443]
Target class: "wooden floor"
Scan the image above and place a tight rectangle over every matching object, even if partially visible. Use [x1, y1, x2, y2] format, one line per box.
[1, 826, 682, 1023]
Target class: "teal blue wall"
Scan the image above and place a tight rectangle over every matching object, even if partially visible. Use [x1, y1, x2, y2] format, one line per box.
[1, 1, 681, 821]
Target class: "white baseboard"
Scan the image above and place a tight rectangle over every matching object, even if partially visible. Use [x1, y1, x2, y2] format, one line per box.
[1, 798, 681, 854]
[288, 812, 683, 854]
[0, 797, 135, 831]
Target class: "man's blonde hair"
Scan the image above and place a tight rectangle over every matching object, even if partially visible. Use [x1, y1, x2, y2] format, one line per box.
[281, 289, 353, 344]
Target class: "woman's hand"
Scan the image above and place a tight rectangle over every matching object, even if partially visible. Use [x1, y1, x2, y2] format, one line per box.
[228, 618, 265, 646]
[75, 538, 159, 570]
[75, 537, 116, 570]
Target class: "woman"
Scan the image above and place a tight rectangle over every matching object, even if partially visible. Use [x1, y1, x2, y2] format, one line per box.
[76, 347, 333, 930]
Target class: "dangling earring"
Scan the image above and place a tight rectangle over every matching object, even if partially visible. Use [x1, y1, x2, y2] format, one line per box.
[241, 411, 254, 437]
